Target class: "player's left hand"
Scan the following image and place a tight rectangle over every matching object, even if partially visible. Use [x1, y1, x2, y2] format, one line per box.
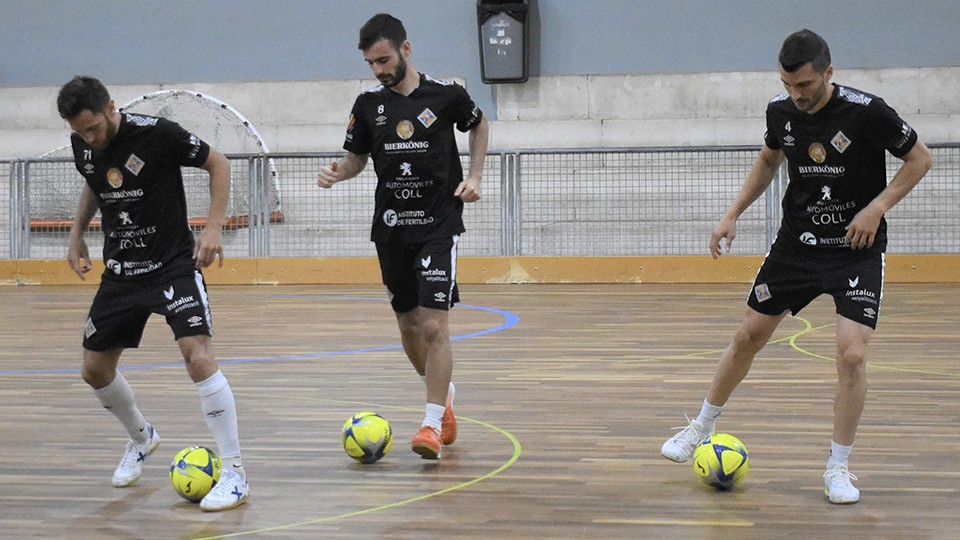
[194, 227, 225, 268]
[845, 205, 883, 250]
[454, 176, 481, 203]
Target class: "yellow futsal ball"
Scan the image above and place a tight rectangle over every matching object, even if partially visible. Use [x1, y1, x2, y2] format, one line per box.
[342, 411, 393, 464]
[693, 433, 749, 490]
[170, 445, 222, 502]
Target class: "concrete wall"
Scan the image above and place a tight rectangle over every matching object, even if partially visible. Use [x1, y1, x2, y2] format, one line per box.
[4, 66, 958, 158]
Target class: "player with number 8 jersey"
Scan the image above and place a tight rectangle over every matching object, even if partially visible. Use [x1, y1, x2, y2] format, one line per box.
[318, 13, 489, 459]
[345, 69, 483, 244]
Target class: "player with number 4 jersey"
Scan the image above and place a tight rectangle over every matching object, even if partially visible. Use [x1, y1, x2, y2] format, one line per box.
[659, 29, 931, 504]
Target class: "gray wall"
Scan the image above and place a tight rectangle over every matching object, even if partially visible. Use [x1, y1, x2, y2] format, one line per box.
[3, 0, 959, 120]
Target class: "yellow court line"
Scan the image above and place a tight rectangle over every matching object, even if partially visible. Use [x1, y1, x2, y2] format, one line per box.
[594, 517, 754, 527]
[196, 408, 522, 540]
[787, 315, 960, 378]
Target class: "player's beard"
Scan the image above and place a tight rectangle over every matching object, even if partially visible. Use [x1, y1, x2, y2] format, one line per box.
[795, 80, 829, 112]
[379, 55, 408, 89]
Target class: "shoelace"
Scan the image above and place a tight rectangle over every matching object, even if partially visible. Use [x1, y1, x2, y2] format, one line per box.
[668, 413, 696, 432]
[823, 468, 858, 484]
[118, 440, 140, 467]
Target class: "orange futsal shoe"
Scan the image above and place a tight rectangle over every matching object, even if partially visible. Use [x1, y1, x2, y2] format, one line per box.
[441, 393, 457, 446]
[411, 426, 441, 459]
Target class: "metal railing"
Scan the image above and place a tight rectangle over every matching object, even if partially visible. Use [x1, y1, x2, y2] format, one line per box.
[3, 144, 958, 260]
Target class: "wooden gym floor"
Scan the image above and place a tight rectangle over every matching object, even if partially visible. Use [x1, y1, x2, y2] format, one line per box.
[0, 283, 957, 539]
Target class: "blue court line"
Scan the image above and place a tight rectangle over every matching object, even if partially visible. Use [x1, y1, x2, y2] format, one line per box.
[0, 296, 520, 376]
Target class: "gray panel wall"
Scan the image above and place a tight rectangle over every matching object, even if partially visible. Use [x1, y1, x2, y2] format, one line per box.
[3, 0, 959, 120]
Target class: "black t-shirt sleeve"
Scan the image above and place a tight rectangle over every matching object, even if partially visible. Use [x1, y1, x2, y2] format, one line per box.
[343, 98, 372, 155]
[450, 84, 483, 133]
[763, 101, 782, 150]
[69, 133, 87, 174]
[866, 97, 918, 158]
[158, 118, 211, 167]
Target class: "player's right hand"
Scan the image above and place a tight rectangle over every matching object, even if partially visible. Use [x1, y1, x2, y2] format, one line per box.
[709, 216, 737, 259]
[317, 161, 340, 189]
[67, 237, 93, 280]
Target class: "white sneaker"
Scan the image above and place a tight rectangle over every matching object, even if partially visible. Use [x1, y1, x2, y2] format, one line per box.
[823, 465, 860, 504]
[200, 469, 249, 511]
[112, 424, 160, 487]
[660, 416, 709, 463]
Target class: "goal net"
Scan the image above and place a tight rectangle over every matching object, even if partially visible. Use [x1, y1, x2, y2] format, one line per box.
[32, 89, 283, 230]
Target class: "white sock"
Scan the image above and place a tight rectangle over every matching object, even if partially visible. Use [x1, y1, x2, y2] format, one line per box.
[422, 375, 455, 406]
[827, 440, 853, 468]
[695, 399, 724, 433]
[93, 371, 149, 443]
[422, 403, 444, 432]
[197, 370, 244, 477]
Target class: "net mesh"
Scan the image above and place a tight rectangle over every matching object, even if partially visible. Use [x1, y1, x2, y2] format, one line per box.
[32, 90, 282, 229]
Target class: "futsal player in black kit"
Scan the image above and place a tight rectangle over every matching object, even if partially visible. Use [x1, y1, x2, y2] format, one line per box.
[318, 13, 489, 459]
[57, 76, 249, 511]
[660, 30, 931, 503]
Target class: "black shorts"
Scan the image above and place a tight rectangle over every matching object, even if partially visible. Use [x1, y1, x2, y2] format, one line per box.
[82, 271, 214, 351]
[376, 235, 461, 313]
[747, 252, 885, 329]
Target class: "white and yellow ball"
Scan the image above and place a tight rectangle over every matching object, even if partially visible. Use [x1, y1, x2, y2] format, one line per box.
[693, 433, 749, 490]
[342, 411, 393, 464]
[170, 445, 221, 502]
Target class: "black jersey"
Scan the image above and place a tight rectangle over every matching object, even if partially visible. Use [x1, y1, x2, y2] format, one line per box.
[343, 73, 483, 243]
[764, 84, 918, 259]
[70, 113, 210, 281]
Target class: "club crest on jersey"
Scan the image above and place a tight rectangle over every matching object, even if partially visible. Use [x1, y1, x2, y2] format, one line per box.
[808, 142, 827, 164]
[396, 120, 415, 140]
[417, 108, 437, 128]
[124, 153, 145, 176]
[831, 131, 851, 154]
[106, 168, 124, 189]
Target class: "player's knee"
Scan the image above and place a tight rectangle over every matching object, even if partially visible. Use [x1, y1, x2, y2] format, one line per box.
[419, 316, 448, 344]
[80, 364, 113, 389]
[836, 344, 867, 373]
[731, 325, 769, 354]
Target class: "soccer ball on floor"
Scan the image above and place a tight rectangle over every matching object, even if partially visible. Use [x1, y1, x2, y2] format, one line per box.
[693, 433, 749, 490]
[170, 445, 222, 502]
[342, 411, 393, 464]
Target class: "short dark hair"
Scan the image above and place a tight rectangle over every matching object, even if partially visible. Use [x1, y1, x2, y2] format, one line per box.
[358, 13, 406, 51]
[57, 76, 111, 120]
[778, 29, 831, 73]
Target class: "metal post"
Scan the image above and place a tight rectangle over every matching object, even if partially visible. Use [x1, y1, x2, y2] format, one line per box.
[513, 152, 522, 256]
[258, 155, 269, 257]
[20, 161, 30, 259]
[247, 157, 258, 257]
[7, 161, 18, 259]
[499, 153, 510, 256]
